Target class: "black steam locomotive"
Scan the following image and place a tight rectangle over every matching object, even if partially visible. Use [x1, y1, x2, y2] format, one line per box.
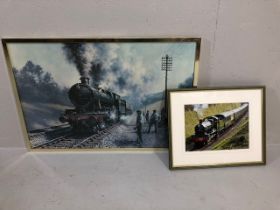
[59, 76, 132, 133]
[192, 103, 248, 146]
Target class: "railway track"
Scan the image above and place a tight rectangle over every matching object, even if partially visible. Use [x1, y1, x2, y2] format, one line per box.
[29, 124, 72, 148]
[33, 135, 73, 149]
[33, 123, 120, 149]
[29, 124, 71, 135]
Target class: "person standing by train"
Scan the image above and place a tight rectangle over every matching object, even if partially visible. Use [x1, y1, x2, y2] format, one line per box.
[148, 110, 159, 133]
[136, 110, 143, 145]
[145, 110, 150, 124]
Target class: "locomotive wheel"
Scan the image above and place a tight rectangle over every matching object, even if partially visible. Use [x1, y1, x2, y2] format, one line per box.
[88, 117, 100, 134]
[215, 133, 219, 140]
[91, 125, 99, 134]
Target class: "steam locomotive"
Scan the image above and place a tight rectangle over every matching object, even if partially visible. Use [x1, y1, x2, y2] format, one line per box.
[59, 76, 132, 133]
[192, 103, 248, 146]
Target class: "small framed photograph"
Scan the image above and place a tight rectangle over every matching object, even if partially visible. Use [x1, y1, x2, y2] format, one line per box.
[2, 38, 200, 151]
[168, 87, 266, 169]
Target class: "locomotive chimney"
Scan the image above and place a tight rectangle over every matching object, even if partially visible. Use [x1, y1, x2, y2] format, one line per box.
[80, 76, 90, 85]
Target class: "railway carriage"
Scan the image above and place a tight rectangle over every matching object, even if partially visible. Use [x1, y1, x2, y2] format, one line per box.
[191, 104, 248, 146]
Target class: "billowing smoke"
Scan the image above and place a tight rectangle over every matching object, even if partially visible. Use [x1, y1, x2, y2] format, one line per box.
[193, 104, 208, 119]
[196, 109, 204, 119]
[178, 74, 194, 88]
[120, 114, 136, 125]
[63, 43, 96, 77]
[62, 43, 154, 109]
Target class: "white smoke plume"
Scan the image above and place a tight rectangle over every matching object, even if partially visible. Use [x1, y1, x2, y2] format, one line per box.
[62, 43, 154, 109]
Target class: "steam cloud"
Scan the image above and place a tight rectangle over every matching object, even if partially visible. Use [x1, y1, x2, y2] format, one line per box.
[62, 43, 96, 77]
[178, 74, 194, 88]
[62, 43, 154, 109]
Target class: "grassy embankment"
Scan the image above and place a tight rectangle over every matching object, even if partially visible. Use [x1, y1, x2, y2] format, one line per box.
[212, 117, 249, 150]
[185, 103, 241, 142]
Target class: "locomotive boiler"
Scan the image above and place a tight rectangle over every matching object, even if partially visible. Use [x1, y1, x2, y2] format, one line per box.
[59, 76, 132, 133]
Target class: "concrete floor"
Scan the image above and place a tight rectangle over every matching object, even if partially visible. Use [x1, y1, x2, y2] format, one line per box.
[0, 145, 279, 210]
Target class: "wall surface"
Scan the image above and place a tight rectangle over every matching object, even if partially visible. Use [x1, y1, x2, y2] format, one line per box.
[0, 0, 279, 210]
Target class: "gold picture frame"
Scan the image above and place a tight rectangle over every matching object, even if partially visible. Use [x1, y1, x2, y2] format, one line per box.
[168, 87, 266, 169]
[2, 38, 201, 151]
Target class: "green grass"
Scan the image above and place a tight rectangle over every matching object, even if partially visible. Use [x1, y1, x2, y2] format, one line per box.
[213, 119, 249, 150]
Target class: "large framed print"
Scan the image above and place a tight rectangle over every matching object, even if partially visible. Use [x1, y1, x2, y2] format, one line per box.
[3, 38, 200, 151]
[168, 87, 266, 169]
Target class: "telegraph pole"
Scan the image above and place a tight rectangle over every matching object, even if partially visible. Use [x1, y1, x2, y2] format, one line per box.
[161, 54, 172, 119]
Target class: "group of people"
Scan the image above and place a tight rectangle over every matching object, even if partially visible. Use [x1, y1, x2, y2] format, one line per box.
[136, 109, 160, 145]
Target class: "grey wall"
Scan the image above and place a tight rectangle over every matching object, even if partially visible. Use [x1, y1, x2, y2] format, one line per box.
[0, 0, 279, 147]
[1, 1, 280, 210]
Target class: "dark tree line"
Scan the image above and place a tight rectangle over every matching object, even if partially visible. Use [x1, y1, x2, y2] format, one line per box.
[13, 61, 71, 106]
